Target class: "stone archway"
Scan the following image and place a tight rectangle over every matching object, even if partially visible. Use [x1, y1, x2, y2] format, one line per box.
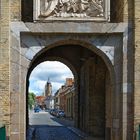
[25, 41, 115, 139]
[10, 27, 125, 140]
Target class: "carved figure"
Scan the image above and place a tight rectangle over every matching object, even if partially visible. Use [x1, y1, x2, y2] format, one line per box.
[90, 0, 103, 16]
[80, 0, 89, 12]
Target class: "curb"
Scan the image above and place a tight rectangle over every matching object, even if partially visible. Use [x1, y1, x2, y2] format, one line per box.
[67, 127, 104, 140]
[67, 127, 88, 139]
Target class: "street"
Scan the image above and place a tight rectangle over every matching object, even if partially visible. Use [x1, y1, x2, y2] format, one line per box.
[27, 111, 84, 140]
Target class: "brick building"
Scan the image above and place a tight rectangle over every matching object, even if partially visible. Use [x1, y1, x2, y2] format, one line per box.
[54, 78, 75, 119]
[35, 96, 46, 109]
[65, 84, 75, 119]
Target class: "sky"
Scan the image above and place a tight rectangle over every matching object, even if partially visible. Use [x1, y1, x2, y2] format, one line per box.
[29, 61, 74, 96]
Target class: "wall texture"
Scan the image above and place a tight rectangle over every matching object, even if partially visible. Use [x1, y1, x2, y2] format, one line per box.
[134, 0, 140, 135]
[0, 0, 10, 138]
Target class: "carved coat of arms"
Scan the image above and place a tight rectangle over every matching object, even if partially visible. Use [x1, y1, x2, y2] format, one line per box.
[34, 0, 109, 20]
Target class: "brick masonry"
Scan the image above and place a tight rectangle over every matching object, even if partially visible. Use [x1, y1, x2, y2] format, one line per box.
[0, 0, 10, 137]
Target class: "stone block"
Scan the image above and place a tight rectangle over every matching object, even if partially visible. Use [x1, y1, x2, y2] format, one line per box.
[10, 134, 20, 140]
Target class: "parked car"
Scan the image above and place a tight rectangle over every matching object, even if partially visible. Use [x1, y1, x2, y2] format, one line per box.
[34, 106, 41, 113]
[56, 110, 65, 118]
[45, 109, 50, 112]
[49, 109, 56, 115]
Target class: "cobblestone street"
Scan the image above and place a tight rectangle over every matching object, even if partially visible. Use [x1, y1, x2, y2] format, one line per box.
[27, 111, 84, 140]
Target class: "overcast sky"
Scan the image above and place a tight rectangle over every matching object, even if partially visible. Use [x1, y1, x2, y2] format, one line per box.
[29, 61, 74, 96]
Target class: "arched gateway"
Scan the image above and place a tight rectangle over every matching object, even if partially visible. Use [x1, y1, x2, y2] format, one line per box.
[26, 40, 115, 139]
[10, 26, 125, 139]
[8, 19, 133, 140]
[0, 0, 137, 140]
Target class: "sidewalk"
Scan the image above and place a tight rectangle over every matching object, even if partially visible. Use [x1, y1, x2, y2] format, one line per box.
[68, 127, 104, 140]
[58, 117, 74, 127]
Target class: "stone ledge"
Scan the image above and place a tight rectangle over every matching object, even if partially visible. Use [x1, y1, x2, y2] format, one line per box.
[25, 22, 127, 33]
[11, 21, 128, 34]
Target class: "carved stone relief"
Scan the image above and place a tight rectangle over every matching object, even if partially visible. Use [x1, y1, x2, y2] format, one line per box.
[34, 0, 110, 20]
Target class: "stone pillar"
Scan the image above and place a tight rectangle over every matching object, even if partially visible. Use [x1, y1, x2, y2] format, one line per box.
[123, 0, 134, 140]
[134, 0, 140, 139]
[10, 21, 30, 139]
[10, 44, 20, 140]
[105, 71, 112, 140]
[20, 55, 29, 140]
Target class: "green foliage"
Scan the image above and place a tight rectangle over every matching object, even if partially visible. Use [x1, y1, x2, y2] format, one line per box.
[28, 92, 36, 109]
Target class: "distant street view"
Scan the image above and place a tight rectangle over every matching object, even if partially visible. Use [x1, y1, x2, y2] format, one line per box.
[27, 77, 86, 140]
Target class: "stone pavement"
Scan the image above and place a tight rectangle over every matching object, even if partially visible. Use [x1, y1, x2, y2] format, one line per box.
[27, 111, 84, 140]
[31, 125, 83, 140]
[27, 111, 105, 140]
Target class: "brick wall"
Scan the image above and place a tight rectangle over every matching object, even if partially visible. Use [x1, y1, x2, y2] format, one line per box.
[79, 57, 107, 137]
[10, 0, 21, 21]
[0, 0, 10, 137]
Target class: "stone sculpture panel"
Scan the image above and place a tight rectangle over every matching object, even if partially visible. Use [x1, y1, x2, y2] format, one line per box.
[34, 0, 110, 20]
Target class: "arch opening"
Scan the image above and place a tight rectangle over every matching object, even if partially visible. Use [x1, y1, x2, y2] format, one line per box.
[26, 42, 114, 140]
[27, 61, 76, 125]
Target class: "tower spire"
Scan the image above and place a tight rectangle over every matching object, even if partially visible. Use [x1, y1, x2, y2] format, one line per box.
[47, 77, 50, 83]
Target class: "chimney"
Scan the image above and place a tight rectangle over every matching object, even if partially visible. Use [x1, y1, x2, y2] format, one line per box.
[66, 78, 74, 86]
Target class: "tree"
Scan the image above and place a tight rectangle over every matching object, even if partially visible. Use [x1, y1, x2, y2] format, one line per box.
[28, 92, 36, 109]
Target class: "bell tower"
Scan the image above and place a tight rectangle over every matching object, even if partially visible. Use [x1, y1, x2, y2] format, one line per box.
[45, 78, 52, 97]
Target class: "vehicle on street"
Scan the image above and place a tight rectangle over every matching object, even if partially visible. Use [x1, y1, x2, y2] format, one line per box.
[56, 110, 65, 118]
[49, 109, 65, 117]
[34, 106, 41, 113]
[49, 109, 56, 115]
[45, 109, 50, 112]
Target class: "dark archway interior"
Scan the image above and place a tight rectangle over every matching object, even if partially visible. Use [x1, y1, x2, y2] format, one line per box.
[28, 45, 97, 74]
[27, 44, 111, 139]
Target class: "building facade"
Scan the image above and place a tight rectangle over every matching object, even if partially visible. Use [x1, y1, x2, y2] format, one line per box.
[54, 78, 75, 119]
[65, 84, 75, 119]
[54, 90, 60, 110]
[0, 0, 139, 139]
[35, 96, 46, 109]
